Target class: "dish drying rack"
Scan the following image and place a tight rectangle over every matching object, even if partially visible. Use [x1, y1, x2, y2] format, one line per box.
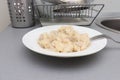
[34, 4, 104, 26]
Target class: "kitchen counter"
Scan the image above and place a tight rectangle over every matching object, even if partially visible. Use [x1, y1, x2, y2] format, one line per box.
[0, 14, 120, 80]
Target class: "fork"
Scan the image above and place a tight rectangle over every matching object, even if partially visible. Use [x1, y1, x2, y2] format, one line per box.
[91, 34, 120, 43]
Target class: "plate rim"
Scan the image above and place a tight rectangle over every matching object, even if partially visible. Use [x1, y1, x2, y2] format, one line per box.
[22, 25, 107, 58]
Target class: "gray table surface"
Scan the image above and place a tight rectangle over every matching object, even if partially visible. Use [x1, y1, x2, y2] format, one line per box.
[0, 14, 120, 80]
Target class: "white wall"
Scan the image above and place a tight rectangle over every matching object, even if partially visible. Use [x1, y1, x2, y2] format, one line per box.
[0, 0, 10, 31]
[94, 0, 120, 12]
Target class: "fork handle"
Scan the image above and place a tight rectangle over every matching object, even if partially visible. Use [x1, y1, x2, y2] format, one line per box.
[91, 34, 120, 43]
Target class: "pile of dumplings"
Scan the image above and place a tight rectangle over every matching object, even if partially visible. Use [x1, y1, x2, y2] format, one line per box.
[38, 26, 90, 53]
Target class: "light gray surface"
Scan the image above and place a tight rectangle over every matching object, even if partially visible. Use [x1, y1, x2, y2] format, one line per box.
[0, 15, 120, 80]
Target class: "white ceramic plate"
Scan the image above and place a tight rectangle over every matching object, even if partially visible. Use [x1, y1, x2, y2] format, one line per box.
[22, 25, 107, 58]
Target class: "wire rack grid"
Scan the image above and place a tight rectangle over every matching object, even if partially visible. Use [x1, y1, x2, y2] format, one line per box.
[34, 4, 104, 26]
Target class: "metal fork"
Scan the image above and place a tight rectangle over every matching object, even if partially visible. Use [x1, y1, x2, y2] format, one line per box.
[91, 34, 120, 43]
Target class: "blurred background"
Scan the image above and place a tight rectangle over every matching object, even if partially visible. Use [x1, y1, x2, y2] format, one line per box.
[0, 0, 10, 31]
[0, 0, 119, 31]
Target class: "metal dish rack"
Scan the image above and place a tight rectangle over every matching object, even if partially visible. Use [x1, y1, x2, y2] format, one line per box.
[34, 4, 104, 26]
